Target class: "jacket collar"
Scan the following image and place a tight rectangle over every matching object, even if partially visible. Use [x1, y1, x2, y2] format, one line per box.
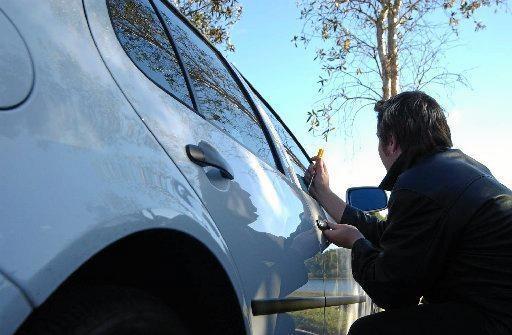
[379, 147, 448, 191]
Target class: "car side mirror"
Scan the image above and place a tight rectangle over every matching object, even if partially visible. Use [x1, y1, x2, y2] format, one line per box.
[346, 187, 388, 212]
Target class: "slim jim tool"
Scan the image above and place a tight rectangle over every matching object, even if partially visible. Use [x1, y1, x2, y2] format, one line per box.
[307, 148, 324, 191]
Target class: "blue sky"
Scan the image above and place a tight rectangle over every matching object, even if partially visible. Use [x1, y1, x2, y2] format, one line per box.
[226, 1, 512, 195]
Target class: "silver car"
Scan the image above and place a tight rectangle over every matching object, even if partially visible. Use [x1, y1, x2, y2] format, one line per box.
[0, 0, 373, 334]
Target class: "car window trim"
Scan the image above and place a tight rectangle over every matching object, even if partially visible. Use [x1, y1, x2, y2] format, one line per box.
[241, 74, 312, 167]
[152, 0, 285, 174]
[105, 0, 282, 173]
[106, 0, 196, 111]
[148, 0, 200, 112]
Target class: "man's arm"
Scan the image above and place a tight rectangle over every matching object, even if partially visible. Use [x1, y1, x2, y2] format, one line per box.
[305, 157, 389, 245]
[316, 189, 345, 223]
[317, 190, 388, 247]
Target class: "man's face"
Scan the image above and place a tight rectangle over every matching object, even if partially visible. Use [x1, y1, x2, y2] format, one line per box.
[378, 135, 401, 171]
[378, 137, 389, 170]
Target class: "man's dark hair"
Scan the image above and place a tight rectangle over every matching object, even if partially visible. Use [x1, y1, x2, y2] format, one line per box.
[375, 91, 452, 154]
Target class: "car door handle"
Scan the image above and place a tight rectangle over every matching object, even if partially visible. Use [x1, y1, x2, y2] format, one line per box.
[186, 142, 234, 180]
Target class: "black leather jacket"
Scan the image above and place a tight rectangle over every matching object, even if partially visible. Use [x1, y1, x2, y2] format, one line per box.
[342, 148, 512, 334]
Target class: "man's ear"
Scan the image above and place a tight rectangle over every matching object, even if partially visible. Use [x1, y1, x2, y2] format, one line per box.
[387, 134, 401, 155]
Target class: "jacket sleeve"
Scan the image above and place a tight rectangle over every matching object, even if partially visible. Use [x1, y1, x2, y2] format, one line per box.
[350, 189, 445, 310]
[340, 204, 389, 248]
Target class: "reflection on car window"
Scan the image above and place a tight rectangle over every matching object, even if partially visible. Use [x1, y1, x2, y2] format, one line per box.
[253, 95, 311, 188]
[154, 1, 276, 169]
[107, 0, 193, 107]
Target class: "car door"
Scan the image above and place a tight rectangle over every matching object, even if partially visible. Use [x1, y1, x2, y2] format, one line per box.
[84, 0, 326, 333]
[243, 83, 373, 335]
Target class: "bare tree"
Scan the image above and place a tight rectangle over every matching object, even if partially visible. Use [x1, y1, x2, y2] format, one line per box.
[294, 0, 507, 140]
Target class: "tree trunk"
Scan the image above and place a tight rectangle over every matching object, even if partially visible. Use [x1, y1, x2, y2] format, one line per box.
[377, 4, 390, 100]
[387, 0, 401, 97]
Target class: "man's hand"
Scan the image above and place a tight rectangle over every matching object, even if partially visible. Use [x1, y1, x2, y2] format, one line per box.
[323, 221, 364, 249]
[304, 156, 347, 223]
[305, 156, 330, 201]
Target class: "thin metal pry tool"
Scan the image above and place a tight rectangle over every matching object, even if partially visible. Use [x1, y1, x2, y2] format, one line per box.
[307, 148, 324, 191]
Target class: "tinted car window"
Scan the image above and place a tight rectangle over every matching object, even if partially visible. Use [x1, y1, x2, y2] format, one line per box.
[107, 0, 193, 108]
[154, 1, 276, 169]
[253, 96, 311, 188]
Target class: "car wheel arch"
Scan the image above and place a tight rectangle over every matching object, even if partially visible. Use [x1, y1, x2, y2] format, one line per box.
[19, 228, 249, 335]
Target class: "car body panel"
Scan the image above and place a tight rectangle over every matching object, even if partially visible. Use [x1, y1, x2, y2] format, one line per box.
[83, 0, 327, 333]
[0, 0, 248, 332]
[0, 8, 33, 110]
[238, 75, 374, 334]
[0, 0, 373, 333]
[0, 272, 32, 335]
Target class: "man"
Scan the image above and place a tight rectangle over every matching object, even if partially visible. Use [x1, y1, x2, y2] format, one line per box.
[305, 91, 512, 335]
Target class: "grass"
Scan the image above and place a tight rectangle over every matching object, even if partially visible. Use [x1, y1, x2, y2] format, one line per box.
[290, 307, 324, 334]
[290, 306, 349, 334]
[286, 291, 354, 334]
